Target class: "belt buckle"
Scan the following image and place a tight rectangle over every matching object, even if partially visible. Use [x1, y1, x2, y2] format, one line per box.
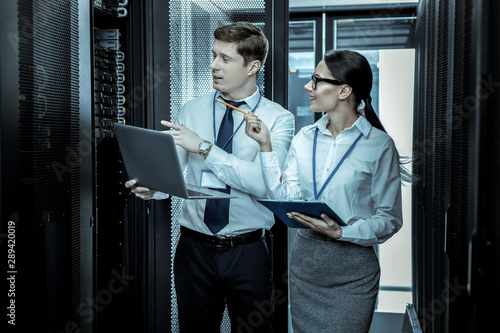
[214, 235, 228, 247]
[215, 235, 235, 247]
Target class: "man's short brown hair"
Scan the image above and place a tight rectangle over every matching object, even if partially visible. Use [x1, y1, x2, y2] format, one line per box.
[214, 22, 268, 69]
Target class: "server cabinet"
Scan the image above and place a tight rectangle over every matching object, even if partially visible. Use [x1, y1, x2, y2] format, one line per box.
[1, 0, 90, 332]
[88, 1, 152, 332]
[412, 0, 500, 331]
[0, 0, 147, 331]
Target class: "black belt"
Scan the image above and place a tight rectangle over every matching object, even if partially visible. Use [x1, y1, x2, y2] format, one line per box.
[181, 226, 263, 248]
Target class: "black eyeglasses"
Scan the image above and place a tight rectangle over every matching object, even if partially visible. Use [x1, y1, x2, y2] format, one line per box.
[311, 74, 343, 90]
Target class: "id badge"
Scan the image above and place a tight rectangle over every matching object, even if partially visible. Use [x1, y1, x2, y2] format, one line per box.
[200, 170, 227, 189]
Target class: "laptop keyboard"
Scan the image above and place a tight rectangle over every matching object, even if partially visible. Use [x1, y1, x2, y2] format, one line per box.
[187, 189, 213, 197]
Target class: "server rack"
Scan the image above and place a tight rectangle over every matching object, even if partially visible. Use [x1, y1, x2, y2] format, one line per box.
[0, 0, 148, 331]
[1, 0, 85, 332]
[412, 0, 500, 331]
[88, 1, 151, 331]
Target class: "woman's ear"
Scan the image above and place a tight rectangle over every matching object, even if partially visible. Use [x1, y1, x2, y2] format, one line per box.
[338, 84, 353, 100]
[247, 60, 261, 76]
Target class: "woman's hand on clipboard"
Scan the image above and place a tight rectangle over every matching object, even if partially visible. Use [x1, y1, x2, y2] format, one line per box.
[287, 211, 343, 239]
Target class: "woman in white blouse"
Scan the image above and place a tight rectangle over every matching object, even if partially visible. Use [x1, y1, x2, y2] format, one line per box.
[245, 49, 406, 333]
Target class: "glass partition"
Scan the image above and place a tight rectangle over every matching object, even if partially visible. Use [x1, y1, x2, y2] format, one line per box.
[288, 20, 317, 133]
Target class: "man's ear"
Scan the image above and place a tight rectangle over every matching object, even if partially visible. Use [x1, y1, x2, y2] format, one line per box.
[247, 60, 261, 76]
[339, 84, 353, 100]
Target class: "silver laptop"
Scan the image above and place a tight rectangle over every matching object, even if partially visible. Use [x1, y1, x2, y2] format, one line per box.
[114, 123, 236, 199]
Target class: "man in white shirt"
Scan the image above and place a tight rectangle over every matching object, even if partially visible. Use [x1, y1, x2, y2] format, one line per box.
[126, 22, 294, 332]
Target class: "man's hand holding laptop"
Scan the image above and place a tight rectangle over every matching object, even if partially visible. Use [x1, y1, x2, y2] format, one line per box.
[125, 179, 157, 200]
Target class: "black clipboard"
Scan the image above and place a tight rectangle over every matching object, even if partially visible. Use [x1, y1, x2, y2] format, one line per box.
[257, 199, 346, 228]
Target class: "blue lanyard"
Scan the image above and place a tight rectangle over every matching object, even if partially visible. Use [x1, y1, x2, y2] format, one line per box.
[313, 128, 363, 199]
[212, 91, 262, 150]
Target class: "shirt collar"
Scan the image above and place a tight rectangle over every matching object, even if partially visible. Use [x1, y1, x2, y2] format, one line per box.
[307, 113, 372, 138]
[215, 87, 261, 110]
[353, 115, 372, 138]
[305, 114, 331, 135]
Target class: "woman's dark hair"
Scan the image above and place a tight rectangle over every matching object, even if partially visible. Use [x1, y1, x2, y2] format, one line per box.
[324, 49, 411, 183]
[323, 49, 385, 133]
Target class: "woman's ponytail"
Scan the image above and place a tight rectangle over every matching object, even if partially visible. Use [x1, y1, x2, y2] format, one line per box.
[363, 96, 412, 184]
[363, 96, 386, 133]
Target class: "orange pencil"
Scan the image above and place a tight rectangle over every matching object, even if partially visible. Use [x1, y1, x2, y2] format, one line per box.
[217, 99, 248, 115]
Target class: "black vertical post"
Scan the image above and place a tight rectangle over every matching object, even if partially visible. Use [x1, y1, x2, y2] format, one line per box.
[265, 0, 290, 332]
[149, 1, 173, 331]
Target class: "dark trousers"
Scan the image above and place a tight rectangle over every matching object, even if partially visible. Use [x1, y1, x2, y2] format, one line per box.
[174, 231, 274, 333]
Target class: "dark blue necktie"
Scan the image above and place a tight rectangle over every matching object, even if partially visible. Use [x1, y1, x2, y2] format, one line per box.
[203, 99, 245, 234]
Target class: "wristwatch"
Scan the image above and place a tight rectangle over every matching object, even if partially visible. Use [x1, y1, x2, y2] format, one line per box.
[198, 140, 213, 158]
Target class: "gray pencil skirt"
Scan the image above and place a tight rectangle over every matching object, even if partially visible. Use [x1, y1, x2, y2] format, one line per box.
[290, 229, 380, 333]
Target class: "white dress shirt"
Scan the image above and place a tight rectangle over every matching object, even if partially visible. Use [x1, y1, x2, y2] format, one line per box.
[154, 89, 295, 236]
[260, 114, 402, 246]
